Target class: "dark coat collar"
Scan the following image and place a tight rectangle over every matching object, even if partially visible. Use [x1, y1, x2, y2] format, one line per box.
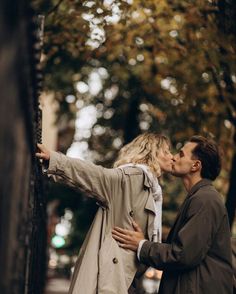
[187, 178, 213, 198]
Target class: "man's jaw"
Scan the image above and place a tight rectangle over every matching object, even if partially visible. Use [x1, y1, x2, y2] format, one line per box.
[170, 166, 181, 177]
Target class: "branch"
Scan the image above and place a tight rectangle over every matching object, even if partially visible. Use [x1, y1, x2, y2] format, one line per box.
[200, 7, 219, 15]
[205, 52, 236, 126]
[47, 0, 64, 16]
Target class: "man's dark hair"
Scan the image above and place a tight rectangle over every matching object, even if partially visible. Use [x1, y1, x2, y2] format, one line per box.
[189, 135, 222, 181]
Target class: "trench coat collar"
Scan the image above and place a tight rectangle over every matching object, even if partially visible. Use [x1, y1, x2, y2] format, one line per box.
[143, 172, 151, 188]
[187, 178, 213, 198]
[119, 164, 156, 214]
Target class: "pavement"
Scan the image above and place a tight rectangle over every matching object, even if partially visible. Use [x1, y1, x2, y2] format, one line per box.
[44, 277, 70, 294]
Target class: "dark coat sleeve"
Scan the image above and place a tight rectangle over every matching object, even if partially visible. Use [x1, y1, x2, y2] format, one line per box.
[140, 192, 224, 270]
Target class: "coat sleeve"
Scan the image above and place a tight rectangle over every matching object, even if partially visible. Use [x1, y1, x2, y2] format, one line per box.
[46, 151, 121, 207]
[139, 193, 224, 270]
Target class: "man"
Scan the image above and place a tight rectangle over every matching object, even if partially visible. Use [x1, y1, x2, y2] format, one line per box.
[112, 136, 233, 294]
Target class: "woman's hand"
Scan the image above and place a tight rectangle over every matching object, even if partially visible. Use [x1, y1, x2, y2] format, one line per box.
[36, 143, 50, 161]
[112, 220, 145, 251]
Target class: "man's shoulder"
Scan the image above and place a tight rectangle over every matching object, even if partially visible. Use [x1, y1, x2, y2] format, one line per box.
[194, 184, 222, 200]
[191, 184, 226, 212]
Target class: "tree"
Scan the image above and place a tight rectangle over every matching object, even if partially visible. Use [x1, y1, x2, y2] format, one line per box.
[33, 0, 236, 242]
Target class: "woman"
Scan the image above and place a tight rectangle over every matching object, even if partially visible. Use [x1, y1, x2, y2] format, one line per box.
[36, 133, 173, 294]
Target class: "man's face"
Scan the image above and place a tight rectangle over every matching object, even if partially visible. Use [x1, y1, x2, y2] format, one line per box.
[172, 142, 199, 177]
[157, 142, 174, 173]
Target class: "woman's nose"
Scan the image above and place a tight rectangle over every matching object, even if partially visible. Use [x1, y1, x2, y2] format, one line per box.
[172, 154, 177, 161]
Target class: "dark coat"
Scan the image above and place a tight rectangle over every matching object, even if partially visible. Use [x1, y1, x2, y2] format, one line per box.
[140, 179, 233, 294]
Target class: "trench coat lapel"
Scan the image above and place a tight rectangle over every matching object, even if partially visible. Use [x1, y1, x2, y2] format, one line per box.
[166, 197, 188, 242]
[167, 179, 213, 242]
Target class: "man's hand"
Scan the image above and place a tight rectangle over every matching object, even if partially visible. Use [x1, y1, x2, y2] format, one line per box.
[112, 221, 145, 251]
[36, 143, 50, 161]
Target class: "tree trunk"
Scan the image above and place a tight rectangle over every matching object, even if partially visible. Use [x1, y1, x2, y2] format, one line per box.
[216, 0, 236, 229]
[225, 134, 236, 228]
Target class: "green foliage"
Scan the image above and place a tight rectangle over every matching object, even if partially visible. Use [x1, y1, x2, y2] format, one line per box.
[34, 0, 235, 145]
[33, 0, 236, 248]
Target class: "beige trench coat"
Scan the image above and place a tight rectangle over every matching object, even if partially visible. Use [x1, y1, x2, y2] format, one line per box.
[47, 151, 157, 294]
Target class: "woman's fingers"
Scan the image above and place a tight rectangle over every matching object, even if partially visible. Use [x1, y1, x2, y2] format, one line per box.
[35, 152, 42, 158]
[35, 152, 47, 160]
[37, 143, 45, 151]
[36, 143, 50, 160]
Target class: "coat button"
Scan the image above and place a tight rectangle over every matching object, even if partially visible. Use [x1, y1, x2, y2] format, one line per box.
[129, 210, 134, 217]
[112, 257, 118, 264]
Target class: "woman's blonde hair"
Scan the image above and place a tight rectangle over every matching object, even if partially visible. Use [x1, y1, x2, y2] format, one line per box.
[113, 133, 170, 177]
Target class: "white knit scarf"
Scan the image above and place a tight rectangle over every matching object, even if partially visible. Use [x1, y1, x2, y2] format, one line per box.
[118, 164, 162, 243]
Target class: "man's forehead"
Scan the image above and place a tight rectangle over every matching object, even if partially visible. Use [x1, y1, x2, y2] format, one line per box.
[182, 142, 197, 152]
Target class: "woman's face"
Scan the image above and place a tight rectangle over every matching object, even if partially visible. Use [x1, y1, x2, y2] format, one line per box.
[157, 142, 173, 173]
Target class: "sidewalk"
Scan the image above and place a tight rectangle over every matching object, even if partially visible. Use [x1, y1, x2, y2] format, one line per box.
[44, 277, 70, 294]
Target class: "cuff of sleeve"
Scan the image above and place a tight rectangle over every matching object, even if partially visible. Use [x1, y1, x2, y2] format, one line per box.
[47, 151, 63, 174]
[137, 239, 147, 260]
[139, 240, 154, 263]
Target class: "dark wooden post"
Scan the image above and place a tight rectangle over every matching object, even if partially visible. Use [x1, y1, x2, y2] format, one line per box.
[0, 1, 46, 293]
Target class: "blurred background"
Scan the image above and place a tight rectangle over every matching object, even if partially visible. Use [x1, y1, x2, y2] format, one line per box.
[0, 0, 235, 293]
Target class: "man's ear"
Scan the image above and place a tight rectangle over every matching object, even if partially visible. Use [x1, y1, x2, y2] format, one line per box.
[191, 160, 202, 172]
